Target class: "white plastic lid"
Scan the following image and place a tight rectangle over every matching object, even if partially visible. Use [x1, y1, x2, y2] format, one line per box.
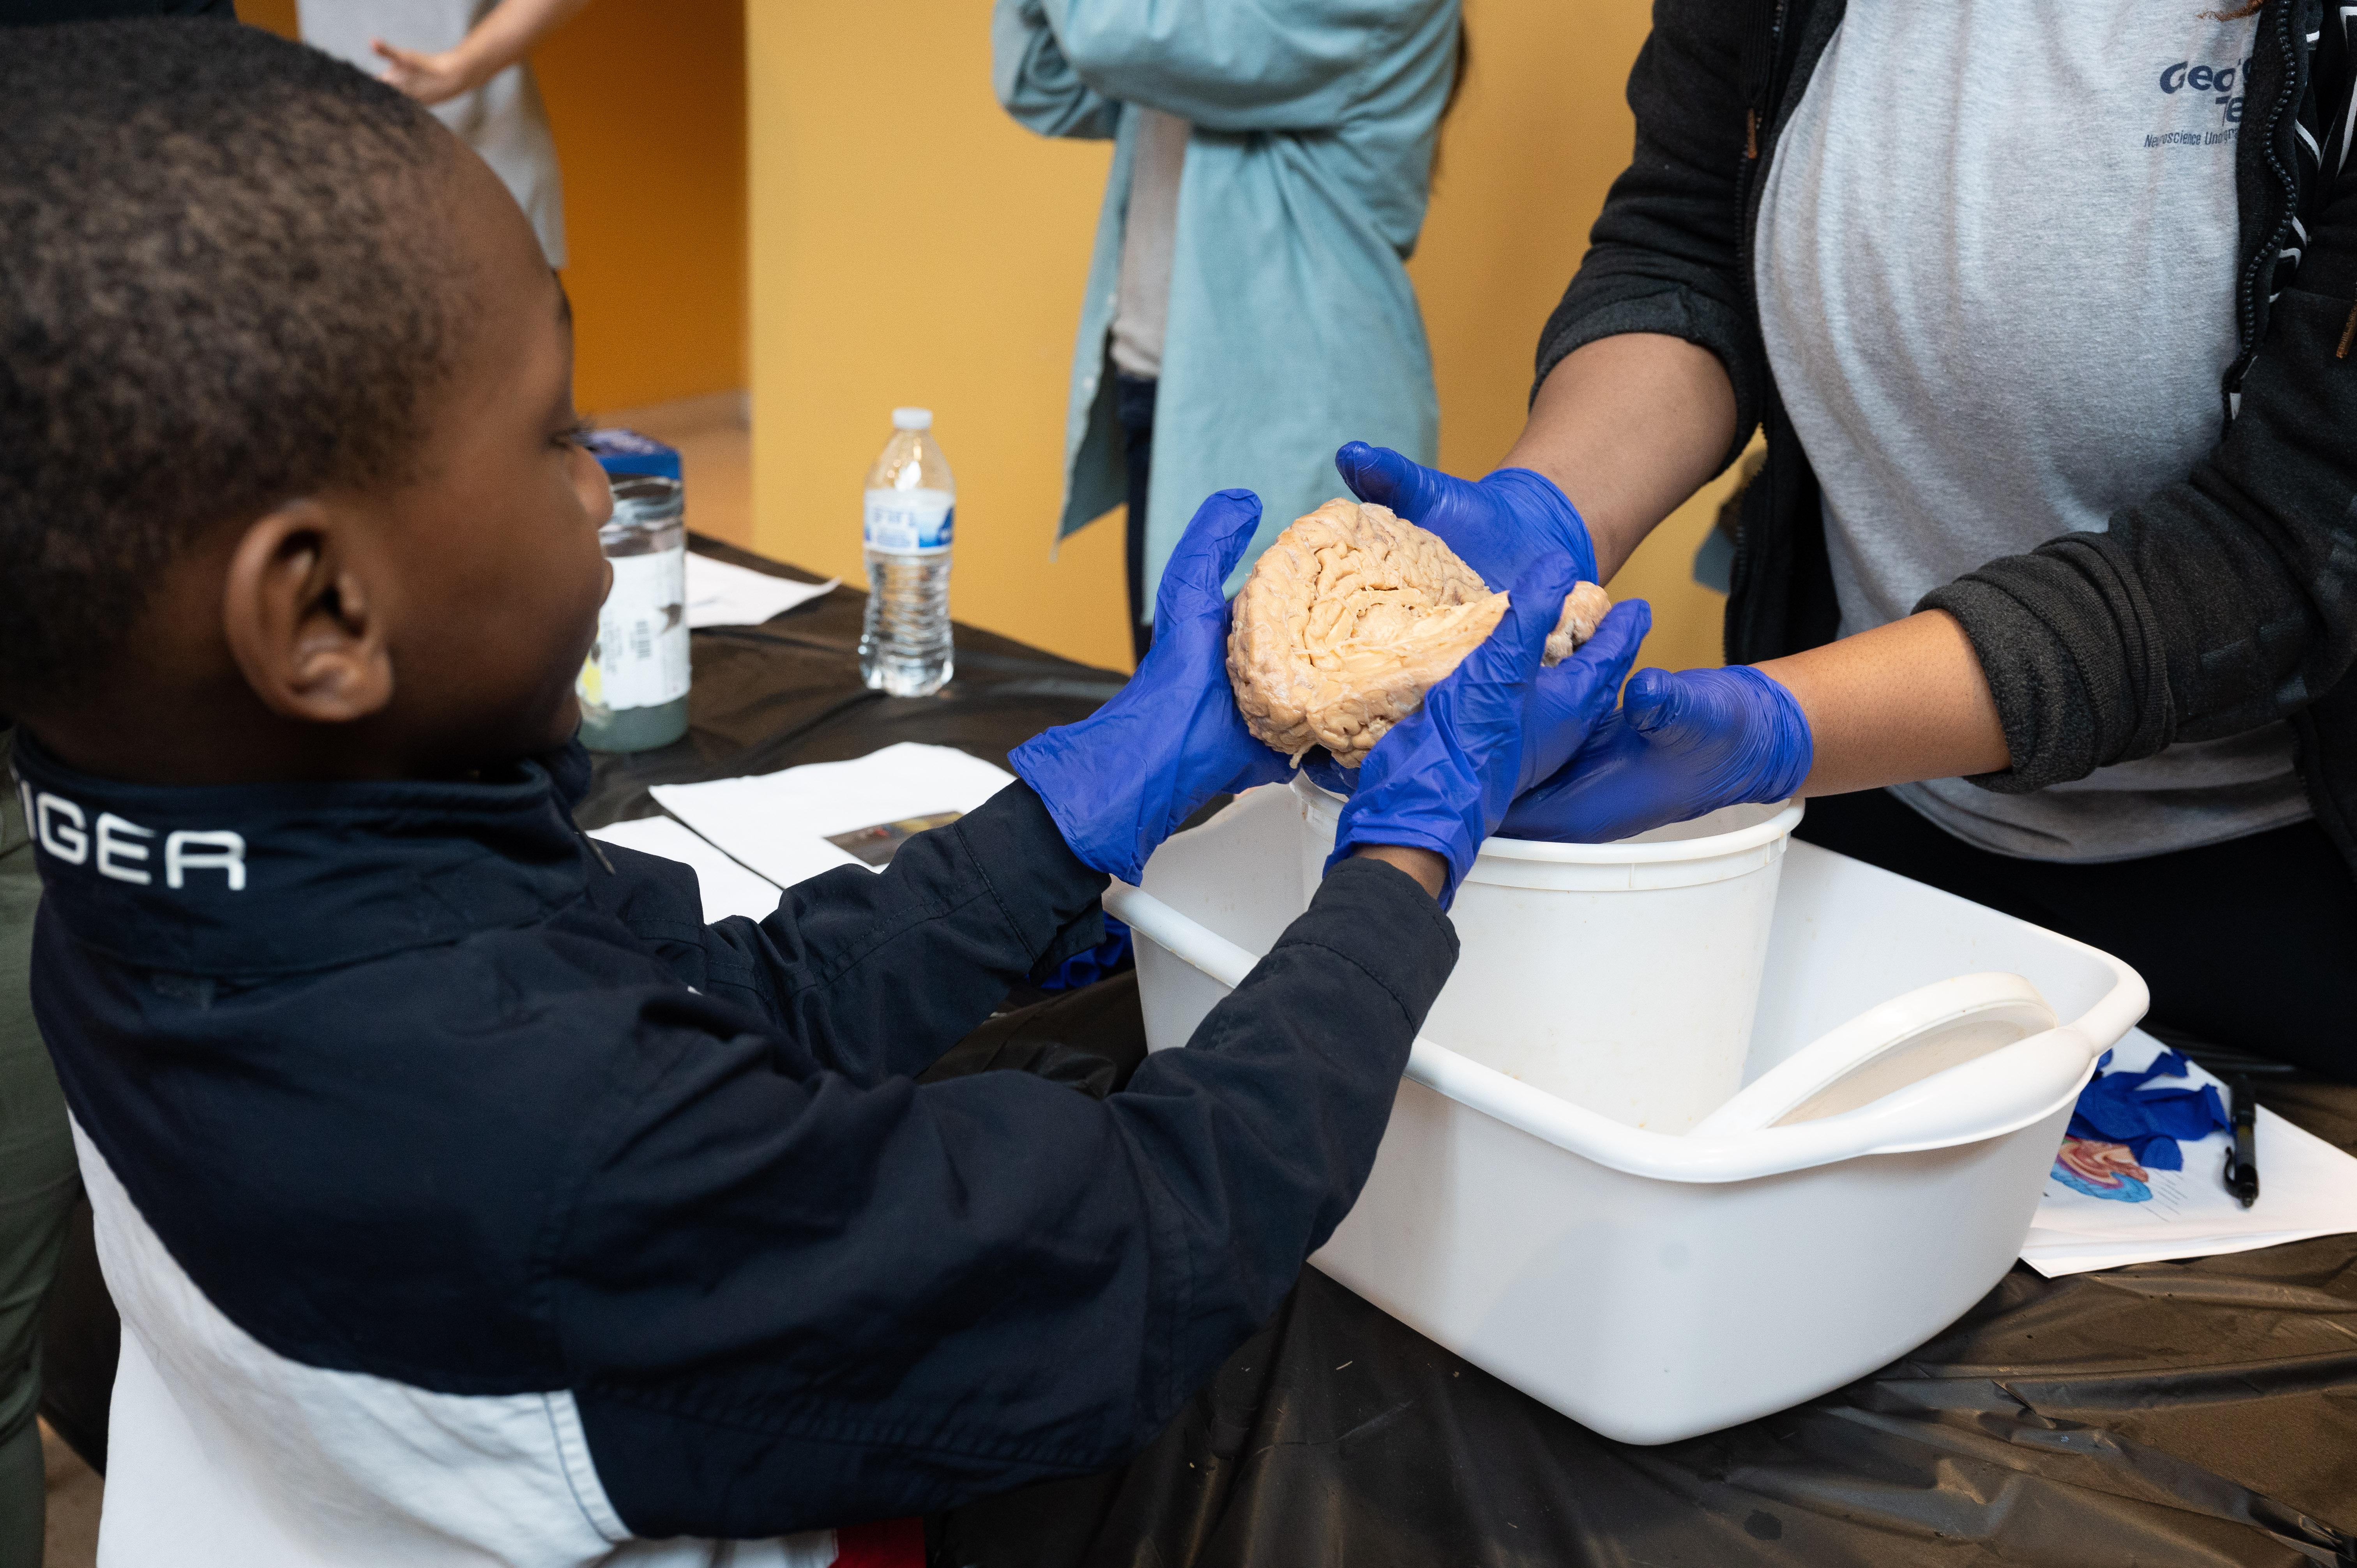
[891, 407, 933, 431]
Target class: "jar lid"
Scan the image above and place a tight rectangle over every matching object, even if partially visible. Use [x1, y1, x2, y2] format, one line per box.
[580, 427, 682, 481]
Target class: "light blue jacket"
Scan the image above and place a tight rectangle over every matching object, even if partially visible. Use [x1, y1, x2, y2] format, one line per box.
[993, 0, 1459, 610]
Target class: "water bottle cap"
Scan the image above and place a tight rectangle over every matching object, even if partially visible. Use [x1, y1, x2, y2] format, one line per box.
[891, 407, 933, 431]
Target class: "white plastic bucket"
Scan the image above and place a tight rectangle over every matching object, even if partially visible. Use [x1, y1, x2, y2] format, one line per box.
[1295, 776, 1804, 1133]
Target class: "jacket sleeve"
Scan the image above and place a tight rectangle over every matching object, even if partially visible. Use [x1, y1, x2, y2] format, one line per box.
[1534, 0, 1762, 469]
[993, 0, 1121, 140]
[1918, 166, 2357, 798]
[552, 855, 1457, 1540]
[1023, 0, 1449, 135]
[669, 782, 1114, 1088]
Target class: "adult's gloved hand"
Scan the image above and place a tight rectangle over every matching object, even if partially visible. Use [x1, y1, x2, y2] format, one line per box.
[1500, 664, 1814, 845]
[1012, 489, 1292, 884]
[1516, 599, 1652, 788]
[1330, 555, 1607, 908]
[1334, 441, 1598, 590]
[1300, 598, 1654, 802]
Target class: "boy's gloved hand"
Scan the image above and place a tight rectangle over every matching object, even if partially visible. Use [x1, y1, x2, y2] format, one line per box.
[1329, 556, 1601, 908]
[1514, 599, 1652, 788]
[1334, 441, 1599, 590]
[1301, 598, 1654, 802]
[1012, 489, 1292, 884]
[1501, 665, 1814, 845]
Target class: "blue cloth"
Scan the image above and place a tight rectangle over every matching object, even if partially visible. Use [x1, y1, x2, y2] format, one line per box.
[993, 0, 1459, 611]
[1501, 665, 1815, 844]
[2067, 1048, 2229, 1171]
[1012, 489, 1293, 883]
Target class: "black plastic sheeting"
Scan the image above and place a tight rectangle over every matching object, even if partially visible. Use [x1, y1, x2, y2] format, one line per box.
[600, 542, 2357, 1568]
[574, 537, 1126, 830]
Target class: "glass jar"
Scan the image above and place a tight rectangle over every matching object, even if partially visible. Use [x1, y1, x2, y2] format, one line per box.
[576, 473, 690, 752]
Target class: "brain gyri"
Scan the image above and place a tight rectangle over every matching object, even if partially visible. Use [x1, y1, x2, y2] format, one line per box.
[1226, 497, 1610, 767]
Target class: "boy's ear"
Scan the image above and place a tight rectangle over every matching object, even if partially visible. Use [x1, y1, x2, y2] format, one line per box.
[220, 501, 397, 725]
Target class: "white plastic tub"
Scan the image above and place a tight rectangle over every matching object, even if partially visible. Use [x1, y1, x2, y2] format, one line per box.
[1114, 784, 2145, 1445]
[1296, 777, 1802, 1132]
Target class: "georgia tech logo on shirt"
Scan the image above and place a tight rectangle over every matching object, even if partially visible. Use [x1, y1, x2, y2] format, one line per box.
[2158, 55, 2249, 124]
[16, 782, 246, 891]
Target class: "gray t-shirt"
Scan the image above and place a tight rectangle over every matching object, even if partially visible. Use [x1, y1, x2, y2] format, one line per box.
[1755, 0, 2309, 862]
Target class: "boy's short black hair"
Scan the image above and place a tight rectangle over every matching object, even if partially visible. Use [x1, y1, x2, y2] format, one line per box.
[0, 20, 465, 706]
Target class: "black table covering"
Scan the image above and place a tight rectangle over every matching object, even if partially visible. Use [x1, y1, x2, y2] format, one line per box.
[600, 541, 2357, 1568]
[573, 538, 1127, 829]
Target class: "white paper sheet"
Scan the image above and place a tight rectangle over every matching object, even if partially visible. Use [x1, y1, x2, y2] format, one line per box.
[685, 553, 837, 628]
[2019, 1028, 2357, 1277]
[587, 814, 784, 923]
[649, 743, 1017, 888]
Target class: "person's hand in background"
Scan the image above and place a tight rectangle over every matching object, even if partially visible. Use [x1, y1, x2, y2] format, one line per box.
[1502, 664, 1813, 845]
[1330, 555, 1618, 907]
[370, 37, 481, 105]
[372, 0, 594, 108]
[1333, 441, 1599, 590]
[1012, 489, 1293, 885]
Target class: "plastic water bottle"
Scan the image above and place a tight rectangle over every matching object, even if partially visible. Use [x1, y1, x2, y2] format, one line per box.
[860, 407, 955, 696]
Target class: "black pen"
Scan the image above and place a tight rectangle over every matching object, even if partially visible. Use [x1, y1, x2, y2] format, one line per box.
[2223, 1075, 2260, 1209]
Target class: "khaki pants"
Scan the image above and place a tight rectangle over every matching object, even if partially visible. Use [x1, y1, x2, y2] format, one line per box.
[0, 734, 77, 1567]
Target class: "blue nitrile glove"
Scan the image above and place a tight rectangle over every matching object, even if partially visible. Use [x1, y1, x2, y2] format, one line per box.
[1301, 598, 1655, 801]
[1334, 441, 1598, 590]
[2067, 1048, 2229, 1171]
[1516, 599, 1652, 790]
[1011, 489, 1293, 883]
[1500, 664, 1814, 844]
[1328, 556, 1586, 907]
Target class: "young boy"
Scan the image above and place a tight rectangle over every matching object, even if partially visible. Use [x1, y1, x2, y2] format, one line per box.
[0, 21, 1633, 1566]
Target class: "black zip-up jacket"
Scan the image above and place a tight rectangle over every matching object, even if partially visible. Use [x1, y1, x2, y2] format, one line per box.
[12, 733, 1455, 1550]
[1540, 0, 2357, 874]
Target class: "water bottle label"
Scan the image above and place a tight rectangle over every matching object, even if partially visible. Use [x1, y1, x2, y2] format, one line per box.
[579, 547, 690, 713]
[864, 487, 954, 554]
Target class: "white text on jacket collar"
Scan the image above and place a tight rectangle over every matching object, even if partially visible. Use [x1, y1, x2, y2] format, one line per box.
[19, 782, 247, 891]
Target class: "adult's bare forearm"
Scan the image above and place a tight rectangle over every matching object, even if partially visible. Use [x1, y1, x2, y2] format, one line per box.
[1501, 337, 2007, 799]
[1499, 335, 1739, 581]
[1755, 611, 2011, 796]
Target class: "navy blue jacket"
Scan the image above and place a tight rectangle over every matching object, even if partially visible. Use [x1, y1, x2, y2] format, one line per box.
[12, 734, 1454, 1551]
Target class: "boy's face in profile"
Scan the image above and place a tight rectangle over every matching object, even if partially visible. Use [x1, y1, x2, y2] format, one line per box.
[371, 149, 617, 772]
[23, 145, 615, 786]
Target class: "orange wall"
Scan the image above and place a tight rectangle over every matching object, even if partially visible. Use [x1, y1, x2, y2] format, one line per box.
[747, 4, 1133, 673]
[537, 0, 745, 412]
[242, 0, 746, 415]
[749, 0, 1735, 675]
[240, 0, 298, 38]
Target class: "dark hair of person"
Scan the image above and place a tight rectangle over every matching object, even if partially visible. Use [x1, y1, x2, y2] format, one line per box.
[0, 19, 465, 706]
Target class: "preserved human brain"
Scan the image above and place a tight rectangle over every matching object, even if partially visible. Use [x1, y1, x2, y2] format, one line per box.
[1226, 497, 1613, 767]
